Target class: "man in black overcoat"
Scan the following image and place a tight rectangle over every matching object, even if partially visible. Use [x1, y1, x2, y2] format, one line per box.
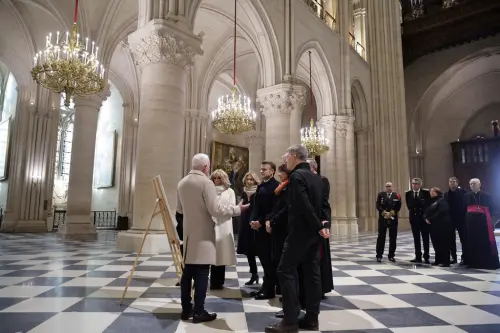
[307, 158, 334, 295]
[265, 145, 330, 333]
[444, 177, 467, 264]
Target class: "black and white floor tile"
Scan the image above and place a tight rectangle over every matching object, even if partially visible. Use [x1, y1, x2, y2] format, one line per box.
[0, 231, 499, 333]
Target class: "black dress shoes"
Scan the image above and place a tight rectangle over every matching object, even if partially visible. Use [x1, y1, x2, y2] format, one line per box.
[254, 292, 275, 300]
[424, 259, 431, 264]
[192, 310, 217, 323]
[265, 322, 299, 333]
[376, 257, 382, 263]
[410, 258, 422, 263]
[210, 285, 224, 290]
[180, 309, 193, 321]
[388, 257, 396, 262]
[298, 315, 319, 331]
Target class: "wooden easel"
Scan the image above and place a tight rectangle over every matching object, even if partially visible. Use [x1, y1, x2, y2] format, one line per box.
[120, 175, 184, 304]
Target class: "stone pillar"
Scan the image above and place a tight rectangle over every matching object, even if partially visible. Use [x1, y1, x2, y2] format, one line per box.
[319, 115, 338, 231]
[410, 152, 425, 180]
[257, 83, 306, 165]
[116, 103, 137, 229]
[245, 131, 265, 174]
[367, 0, 410, 228]
[183, 109, 208, 176]
[1, 88, 60, 233]
[353, 2, 367, 58]
[58, 92, 108, 239]
[116, 21, 202, 253]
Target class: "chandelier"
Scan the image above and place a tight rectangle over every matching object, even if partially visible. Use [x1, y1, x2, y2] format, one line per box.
[211, 0, 256, 135]
[300, 51, 329, 157]
[31, 0, 105, 107]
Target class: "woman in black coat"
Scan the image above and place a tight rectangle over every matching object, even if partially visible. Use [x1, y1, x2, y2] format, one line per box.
[266, 164, 290, 295]
[236, 172, 261, 285]
[425, 187, 453, 267]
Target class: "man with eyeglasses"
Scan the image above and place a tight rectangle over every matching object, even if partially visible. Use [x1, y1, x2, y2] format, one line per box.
[375, 182, 402, 263]
[405, 178, 431, 264]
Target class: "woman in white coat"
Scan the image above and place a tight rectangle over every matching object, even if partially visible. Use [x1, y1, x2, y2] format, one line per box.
[209, 169, 237, 290]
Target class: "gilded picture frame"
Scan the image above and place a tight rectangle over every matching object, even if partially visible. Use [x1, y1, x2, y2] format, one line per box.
[210, 141, 249, 198]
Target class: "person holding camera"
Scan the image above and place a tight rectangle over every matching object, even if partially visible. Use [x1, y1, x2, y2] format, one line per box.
[375, 182, 402, 263]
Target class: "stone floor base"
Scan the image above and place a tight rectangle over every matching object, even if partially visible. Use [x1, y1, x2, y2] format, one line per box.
[116, 230, 172, 253]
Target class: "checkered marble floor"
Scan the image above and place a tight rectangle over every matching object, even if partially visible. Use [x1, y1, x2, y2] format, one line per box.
[0, 231, 499, 333]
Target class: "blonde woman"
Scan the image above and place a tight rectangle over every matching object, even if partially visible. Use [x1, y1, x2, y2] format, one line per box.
[209, 169, 237, 289]
[236, 171, 261, 285]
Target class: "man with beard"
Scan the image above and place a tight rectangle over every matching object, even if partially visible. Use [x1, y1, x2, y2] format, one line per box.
[265, 145, 329, 333]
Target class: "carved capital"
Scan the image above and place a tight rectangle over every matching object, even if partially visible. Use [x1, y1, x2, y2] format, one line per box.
[257, 84, 306, 118]
[73, 88, 110, 111]
[322, 115, 354, 137]
[133, 30, 200, 68]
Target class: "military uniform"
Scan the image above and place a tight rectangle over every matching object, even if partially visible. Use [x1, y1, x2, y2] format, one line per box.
[375, 191, 402, 261]
[405, 188, 431, 262]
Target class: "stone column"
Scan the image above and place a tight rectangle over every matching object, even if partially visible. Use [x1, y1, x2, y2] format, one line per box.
[245, 131, 265, 174]
[410, 152, 425, 180]
[367, 0, 410, 228]
[183, 109, 208, 176]
[116, 21, 202, 253]
[116, 103, 137, 229]
[58, 92, 108, 239]
[353, 2, 367, 58]
[1, 88, 60, 233]
[319, 115, 337, 230]
[257, 83, 306, 165]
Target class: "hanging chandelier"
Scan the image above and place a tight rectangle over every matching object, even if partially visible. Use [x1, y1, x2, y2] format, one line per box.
[211, 0, 256, 135]
[300, 51, 329, 157]
[31, 0, 105, 107]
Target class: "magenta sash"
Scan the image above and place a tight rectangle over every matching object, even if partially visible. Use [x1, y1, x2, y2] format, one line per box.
[467, 205, 496, 254]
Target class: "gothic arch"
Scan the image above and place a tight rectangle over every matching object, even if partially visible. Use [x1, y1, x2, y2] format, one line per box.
[189, 0, 281, 88]
[409, 47, 500, 188]
[294, 41, 338, 119]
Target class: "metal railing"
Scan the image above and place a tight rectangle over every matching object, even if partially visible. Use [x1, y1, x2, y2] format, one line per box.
[349, 33, 367, 60]
[302, 0, 336, 31]
[53, 209, 117, 230]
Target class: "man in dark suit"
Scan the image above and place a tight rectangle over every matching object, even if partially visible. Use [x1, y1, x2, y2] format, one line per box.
[376, 181, 402, 262]
[405, 177, 431, 264]
[444, 176, 467, 264]
[265, 145, 329, 333]
[250, 161, 279, 300]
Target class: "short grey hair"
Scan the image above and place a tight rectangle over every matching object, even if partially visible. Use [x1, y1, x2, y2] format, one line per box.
[192, 153, 209, 171]
[412, 178, 423, 185]
[307, 158, 318, 171]
[286, 144, 308, 161]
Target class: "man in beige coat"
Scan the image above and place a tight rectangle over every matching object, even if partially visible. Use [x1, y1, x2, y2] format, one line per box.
[176, 153, 248, 323]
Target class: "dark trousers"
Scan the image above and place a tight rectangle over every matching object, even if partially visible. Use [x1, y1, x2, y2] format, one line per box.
[277, 234, 322, 325]
[210, 265, 226, 287]
[247, 254, 258, 274]
[376, 218, 398, 258]
[410, 215, 430, 260]
[180, 264, 209, 314]
[256, 234, 275, 295]
[450, 219, 465, 260]
[430, 223, 452, 265]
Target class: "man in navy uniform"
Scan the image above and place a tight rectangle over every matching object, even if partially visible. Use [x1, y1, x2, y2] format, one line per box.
[375, 182, 402, 262]
[405, 178, 431, 264]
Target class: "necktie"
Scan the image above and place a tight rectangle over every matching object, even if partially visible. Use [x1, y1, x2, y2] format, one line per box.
[414, 191, 417, 199]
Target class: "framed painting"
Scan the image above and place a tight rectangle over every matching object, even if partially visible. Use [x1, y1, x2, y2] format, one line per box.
[211, 141, 249, 198]
[93, 130, 117, 188]
[0, 117, 11, 181]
